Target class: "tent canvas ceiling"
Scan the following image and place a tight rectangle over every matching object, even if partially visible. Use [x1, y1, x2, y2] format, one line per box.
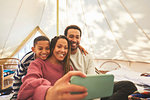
[0, 0, 150, 63]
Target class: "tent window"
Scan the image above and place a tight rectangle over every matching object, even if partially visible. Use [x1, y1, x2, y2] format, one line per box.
[13, 32, 41, 59]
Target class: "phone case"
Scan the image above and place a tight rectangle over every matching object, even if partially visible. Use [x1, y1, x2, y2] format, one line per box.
[70, 74, 114, 100]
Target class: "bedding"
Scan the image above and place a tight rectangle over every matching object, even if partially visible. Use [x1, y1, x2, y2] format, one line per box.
[97, 61, 150, 99]
[98, 64, 150, 92]
[106, 67, 150, 87]
[128, 91, 150, 100]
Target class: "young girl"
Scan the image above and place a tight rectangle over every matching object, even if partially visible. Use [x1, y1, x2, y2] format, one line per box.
[17, 35, 88, 100]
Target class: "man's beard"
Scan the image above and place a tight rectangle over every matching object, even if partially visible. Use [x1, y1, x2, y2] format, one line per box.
[70, 41, 79, 51]
[71, 47, 77, 51]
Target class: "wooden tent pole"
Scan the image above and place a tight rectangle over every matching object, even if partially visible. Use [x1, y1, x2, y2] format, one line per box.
[8, 26, 47, 58]
[8, 26, 38, 58]
[37, 26, 47, 36]
[57, 0, 59, 36]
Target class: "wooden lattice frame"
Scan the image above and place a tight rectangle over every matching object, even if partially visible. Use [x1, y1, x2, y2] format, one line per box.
[0, 58, 19, 91]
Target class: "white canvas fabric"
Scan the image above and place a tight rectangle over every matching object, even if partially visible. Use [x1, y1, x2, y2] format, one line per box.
[0, 0, 150, 65]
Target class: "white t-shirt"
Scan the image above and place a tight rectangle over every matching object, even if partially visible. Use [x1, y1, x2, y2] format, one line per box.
[70, 48, 96, 75]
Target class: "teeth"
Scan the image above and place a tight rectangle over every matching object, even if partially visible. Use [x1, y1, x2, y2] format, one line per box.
[41, 54, 47, 57]
[72, 43, 76, 46]
[58, 53, 65, 57]
[59, 54, 64, 57]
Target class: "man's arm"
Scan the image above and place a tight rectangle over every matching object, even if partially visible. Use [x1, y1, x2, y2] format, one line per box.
[78, 45, 88, 55]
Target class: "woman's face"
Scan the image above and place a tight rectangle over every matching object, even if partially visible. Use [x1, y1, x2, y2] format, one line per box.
[53, 38, 68, 61]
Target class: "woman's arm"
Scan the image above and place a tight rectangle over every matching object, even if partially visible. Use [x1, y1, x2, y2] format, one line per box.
[17, 60, 51, 100]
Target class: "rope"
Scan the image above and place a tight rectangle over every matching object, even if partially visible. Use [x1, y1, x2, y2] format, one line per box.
[79, 0, 96, 52]
[102, 0, 121, 28]
[39, 0, 47, 27]
[0, 0, 24, 57]
[94, 58, 150, 64]
[65, 0, 68, 26]
[79, 0, 89, 36]
[119, 0, 150, 40]
[97, 0, 130, 61]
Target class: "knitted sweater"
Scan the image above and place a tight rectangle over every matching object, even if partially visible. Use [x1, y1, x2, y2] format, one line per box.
[17, 58, 64, 100]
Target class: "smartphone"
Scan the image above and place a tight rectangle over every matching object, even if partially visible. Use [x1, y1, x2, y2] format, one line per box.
[70, 74, 114, 100]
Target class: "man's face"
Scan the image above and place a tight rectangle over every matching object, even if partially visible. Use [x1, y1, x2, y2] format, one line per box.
[66, 29, 81, 52]
[32, 41, 50, 60]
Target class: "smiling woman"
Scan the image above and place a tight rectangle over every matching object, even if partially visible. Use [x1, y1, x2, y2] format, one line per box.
[48, 35, 71, 74]
[17, 35, 87, 100]
[50, 37, 68, 62]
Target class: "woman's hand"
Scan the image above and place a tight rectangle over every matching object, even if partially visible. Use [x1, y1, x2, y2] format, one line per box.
[46, 71, 88, 100]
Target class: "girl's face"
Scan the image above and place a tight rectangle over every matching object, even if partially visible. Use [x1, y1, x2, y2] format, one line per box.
[52, 38, 68, 61]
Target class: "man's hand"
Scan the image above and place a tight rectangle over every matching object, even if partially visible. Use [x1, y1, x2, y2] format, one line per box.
[78, 45, 88, 55]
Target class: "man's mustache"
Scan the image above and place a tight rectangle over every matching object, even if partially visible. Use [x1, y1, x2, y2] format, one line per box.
[70, 41, 76, 44]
